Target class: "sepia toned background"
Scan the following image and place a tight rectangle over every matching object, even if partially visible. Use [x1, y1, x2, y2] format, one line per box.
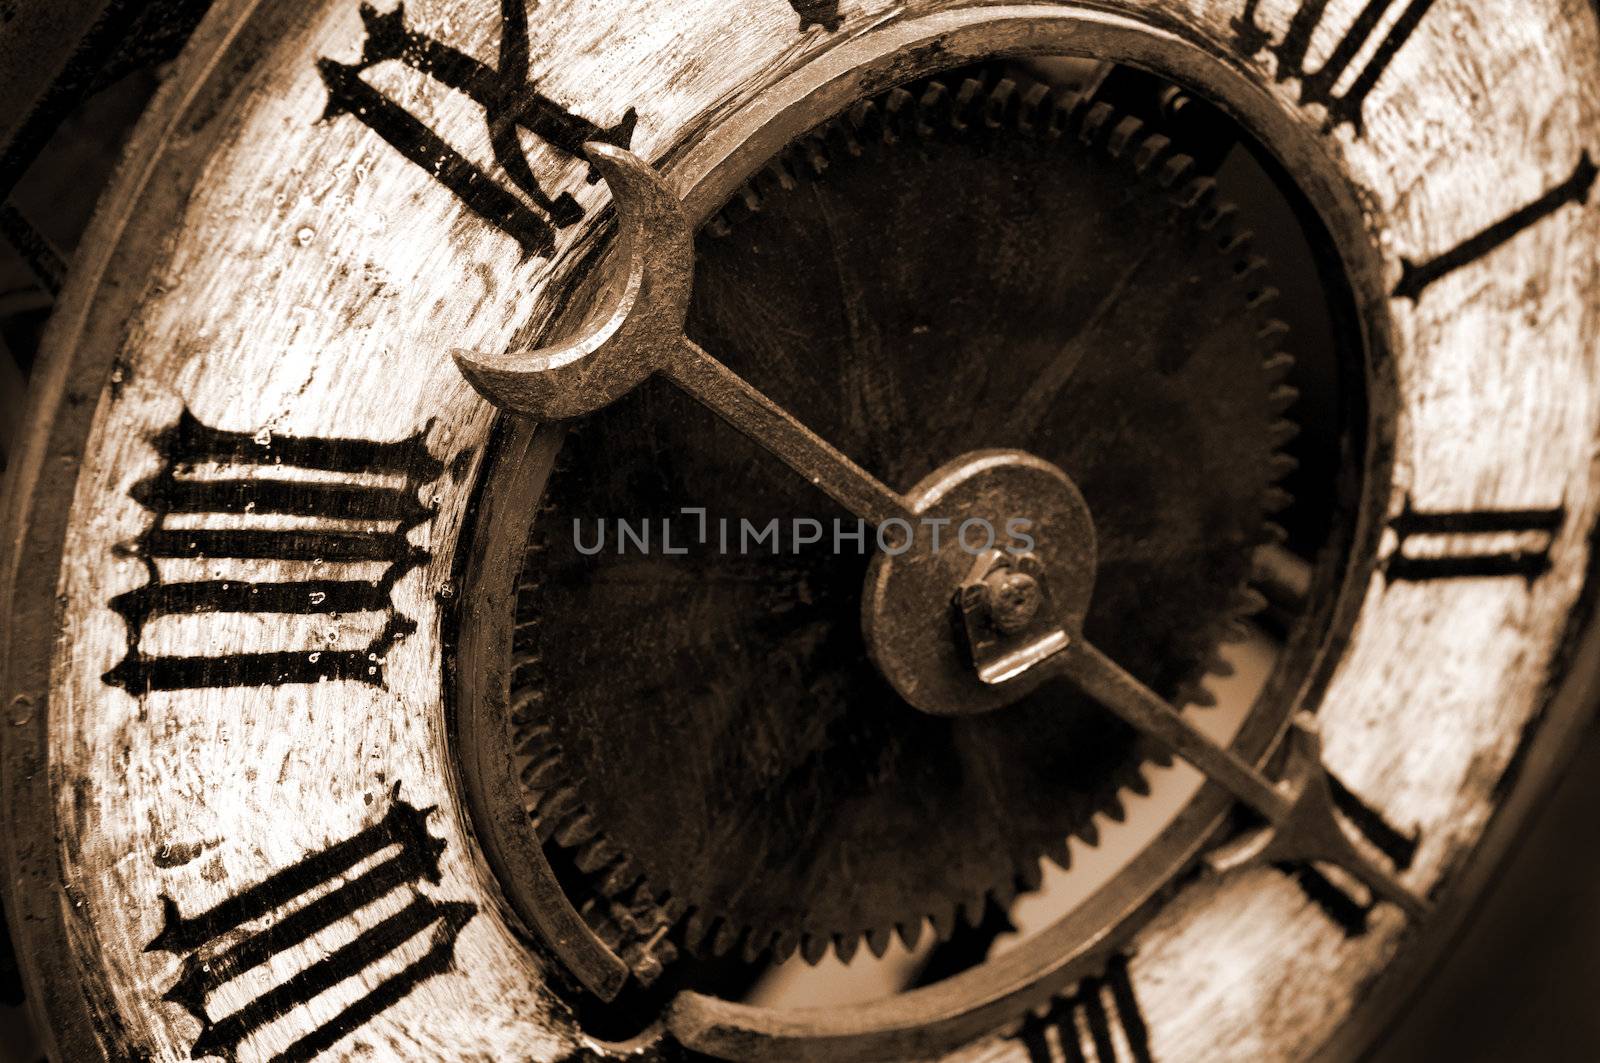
[2, 24, 1598, 1063]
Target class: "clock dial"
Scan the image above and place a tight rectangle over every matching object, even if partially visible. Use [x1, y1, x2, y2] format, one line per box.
[1, 1, 1597, 1061]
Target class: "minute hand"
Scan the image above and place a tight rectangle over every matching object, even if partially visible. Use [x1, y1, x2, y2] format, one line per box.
[1048, 638, 1430, 919]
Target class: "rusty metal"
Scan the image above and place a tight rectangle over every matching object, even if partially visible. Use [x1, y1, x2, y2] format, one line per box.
[462, 127, 1425, 914]
[462, 59, 1303, 1025]
[455, 144, 915, 529]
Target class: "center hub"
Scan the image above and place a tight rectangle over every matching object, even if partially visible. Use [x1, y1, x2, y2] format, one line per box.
[862, 449, 1097, 716]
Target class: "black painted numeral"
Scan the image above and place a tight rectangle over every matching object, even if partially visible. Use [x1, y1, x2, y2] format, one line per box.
[1394, 153, 1597, 300]
[318, 0, 636, 258]
[788, 0, 842, 31]
[148, 791, 476, 1063]
[103, 409, 441, 693]
[1233, 0, 1440, 133]
[1382, 496, 1565, 582]
[1277, 772, 1418, 936]
[1009, 955, 1152, 1063]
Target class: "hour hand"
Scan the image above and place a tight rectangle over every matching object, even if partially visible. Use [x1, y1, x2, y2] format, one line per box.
[453, 144, 914, 528]
[452, 142, 694, 421]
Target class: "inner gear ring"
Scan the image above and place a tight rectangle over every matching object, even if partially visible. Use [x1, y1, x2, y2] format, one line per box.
[509, 68, 1299, 975]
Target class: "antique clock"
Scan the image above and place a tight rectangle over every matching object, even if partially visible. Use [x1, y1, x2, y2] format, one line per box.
[2, 0, 1598, 1060]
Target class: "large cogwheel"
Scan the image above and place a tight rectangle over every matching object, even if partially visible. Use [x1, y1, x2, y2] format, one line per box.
[508, 68, 1298, 974]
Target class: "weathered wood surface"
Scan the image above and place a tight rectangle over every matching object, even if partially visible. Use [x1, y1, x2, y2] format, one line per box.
[2, 0, 1597, 1059]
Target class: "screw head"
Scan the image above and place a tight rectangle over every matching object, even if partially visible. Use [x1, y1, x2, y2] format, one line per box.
[983, 569, 1041, 634]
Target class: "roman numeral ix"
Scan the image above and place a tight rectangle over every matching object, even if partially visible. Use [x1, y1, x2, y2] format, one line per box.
[147, 791, 476, 1062]
[1382, 496, 1565, 582]
[1009, 954, 1152, 1063]
[103, 408, 442, 693]
[318, 0, 636, 258]
[1233, 0, 1441, 133]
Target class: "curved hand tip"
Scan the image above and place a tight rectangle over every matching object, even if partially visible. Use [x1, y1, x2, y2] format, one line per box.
[453, 147, 693, 421]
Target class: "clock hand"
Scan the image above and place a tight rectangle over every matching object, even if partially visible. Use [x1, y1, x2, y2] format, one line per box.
[453, 142, 913, 527]
[1037, 638, 1430, 919]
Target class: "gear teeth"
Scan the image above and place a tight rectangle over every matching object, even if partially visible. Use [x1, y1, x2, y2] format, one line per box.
[1157, 152, 1196, 189]
[1044, 90, 1087, 140]
[866, 926, 894, 959]
[1247, 285, 1282, 310]
[743, 929, 773, 964]
[797, 134, 830, 177]
[536, 784, 580, 822]
[985, 78, 1018, 128]
[1268, 384, 1299, 416]
[1264, 487, 1295, 513]
[1016, 82, 1052, 135]
[1076, 817, 1100, 848]
[825, 109, 864, 158]
[1217, 225, 1252, 255]
[574, 835, 620, 874]
[1269, 453, 1300, 480]
[1078, 101, 1117, 146]
[1262, 350, 1294, 380]
[882, 87, 916, 142]
[1234, 253, 1270, 284]
[953, 78, 986, 132]
[509, 689, 546, 727]
[1205, 650, 1237, 678]
[1015, 858, 1044, 893]
[1106, 116, 1145, 159]
[1198, 201, 1238, 234]
[1236, 587, 1271, 616]
[711, 918, 743, 957]
[916, 81, 952, 136]
[1258, 319, 1291, 344]
[520, 753, 564, 790]
[834, 932, 861, 964]
[930, 904, 958, 943]
[772, 929, 800, 963]
[684, 909, 711, 951]
[896, 919, 924, 951]
[1103, 796, 1128, 823]
[1176, 176, 1218, 212]
[801, 932, 830, 965]
[597, 857, 640, 897]
[1043, 837, 1072, 870]
[1132, 132, 1172, 174]
[553, 809, 598, 848]
[960, 895, 989, 928]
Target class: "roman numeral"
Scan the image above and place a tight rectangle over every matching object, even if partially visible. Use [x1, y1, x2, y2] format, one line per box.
[1394, 153, 1597, 300]
[1276, 772, 1418, 936]
[103, 409, 442, 693]
[147, 791, 476, 1063]
[788, 0, 842, 31]
[1232, 0, 1441, 133]
[1382, 496, 1565, 582]
[318, 0, 636, 258]
[1009, 954, 1152, 1063]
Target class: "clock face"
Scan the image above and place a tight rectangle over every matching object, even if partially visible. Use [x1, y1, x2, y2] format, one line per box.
[2, 1, 1597, 1061]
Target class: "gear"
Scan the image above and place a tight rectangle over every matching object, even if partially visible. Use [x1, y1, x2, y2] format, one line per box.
[509, 68, 1297, 976]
